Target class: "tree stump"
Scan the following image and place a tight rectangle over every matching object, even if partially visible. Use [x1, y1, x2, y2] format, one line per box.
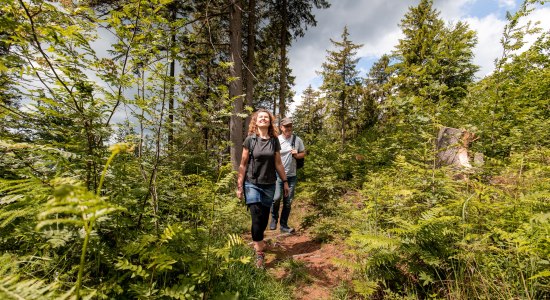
[436, 127, 476, 168]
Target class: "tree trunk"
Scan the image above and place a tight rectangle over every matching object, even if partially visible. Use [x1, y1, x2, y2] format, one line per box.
[244, 0, 256, 134]
[340, 90, 345, 146]
[168, 5, 176, 150]
[278, 0, 288, 119]
[168, 41, 175, 149]
[436, 127, 476, 168]
[229, 0, 244, 171]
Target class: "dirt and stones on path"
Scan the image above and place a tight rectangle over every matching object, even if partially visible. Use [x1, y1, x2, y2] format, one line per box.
[260, 202, 354, 300]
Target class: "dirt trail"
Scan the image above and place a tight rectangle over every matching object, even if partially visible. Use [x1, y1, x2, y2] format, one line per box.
[262, 202, 353, 300]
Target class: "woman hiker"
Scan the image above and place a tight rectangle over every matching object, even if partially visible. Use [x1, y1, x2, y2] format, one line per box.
[236, 109, 290, 268]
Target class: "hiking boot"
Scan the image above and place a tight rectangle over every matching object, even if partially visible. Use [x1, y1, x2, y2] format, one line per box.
[280, 226, 295, 234]
[255, 252, 265, 269]
[269, 218, 277, 230]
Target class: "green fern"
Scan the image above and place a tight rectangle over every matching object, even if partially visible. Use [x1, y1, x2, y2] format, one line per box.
[36, 178, 125, 230]
[161, 283, 202, 299]
[114, 258, 150, 279]
[0, 178, 50, 229]
[0, 254, 64, 300]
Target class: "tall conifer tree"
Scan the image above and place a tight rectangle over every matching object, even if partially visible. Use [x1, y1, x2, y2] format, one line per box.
[266, 0, 329, 118]
[318, 26, 362, 145]
[393, 0, 478, 103]
[393, 0, 445, 101]
[229, 0, 244, 171]
[293, 85, 323, 135]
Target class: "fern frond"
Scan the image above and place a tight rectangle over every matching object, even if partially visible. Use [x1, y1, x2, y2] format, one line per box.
[161, 283, 201, 299]
[225, 233, 244, 248]
[0, 178, 50, 229]
[0, 254, 62, 299]
[0, 140, 76, 159]
[159, 224, 182, 244]
[114, 258, 150, 278]
[36, 180, 125, 230]
[0, 179, 46, 196]
[215, 166, 236, 192]
[420, 206, 445, 221]
[0, 194, 24, 205]
[146, 253, 177, 272]
[348, 233, 400, 252]
[530, 212, 550, 224]
[123, 234, 157, 256]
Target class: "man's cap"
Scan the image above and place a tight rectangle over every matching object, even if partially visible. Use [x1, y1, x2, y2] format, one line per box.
[280, 117, 293, 126]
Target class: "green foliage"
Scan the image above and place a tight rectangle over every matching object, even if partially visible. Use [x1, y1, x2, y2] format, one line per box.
[0, 136, 266, 298]
[0, 254, 66, 300]
[297, 2, 549, 294]
[280, 259, 311, 284]
[1, 0, 549, 298]
[331, 281, 359, 300]
[392, 0, 479, 105]
[209, 244, 292, 300]
[37, 179, 125, 231]
[324, 147, 550, 299]
[292, 85, 324, 136]
[318, 26, 365, 144]
[455, 32, 550, 157]
[298, 136, 353, 216]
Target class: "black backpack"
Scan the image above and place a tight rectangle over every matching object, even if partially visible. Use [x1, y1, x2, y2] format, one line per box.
[291, 134, 304, 169]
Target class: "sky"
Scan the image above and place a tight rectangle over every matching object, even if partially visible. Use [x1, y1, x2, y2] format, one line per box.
[287, 0, 550, 111]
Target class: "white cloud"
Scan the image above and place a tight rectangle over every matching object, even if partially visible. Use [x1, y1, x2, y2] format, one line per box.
[465, 14, 507, 77]
[289, 0, 410, 109]
[435, 0, 475, 20]
[498, 0, 516, 9]
[523, 7, 550, 48]
[288, 0, 549, 113]
[464, 5, 550, 77]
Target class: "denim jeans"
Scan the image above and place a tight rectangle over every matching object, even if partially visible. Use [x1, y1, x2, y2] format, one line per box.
[271, 175, 297, 228]
[244, 181, 276, 208]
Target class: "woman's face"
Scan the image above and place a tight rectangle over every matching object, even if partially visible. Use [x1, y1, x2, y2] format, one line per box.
[256, 112, 271, 128]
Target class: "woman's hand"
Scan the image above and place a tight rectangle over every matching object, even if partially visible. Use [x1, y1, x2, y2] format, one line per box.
[236, 186, 243, 199]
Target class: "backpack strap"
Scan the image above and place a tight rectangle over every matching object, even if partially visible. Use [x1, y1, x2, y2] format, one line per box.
[248, 134, 257, 160]
[247, 135, 258, 180]
[291, 134, 296, 148]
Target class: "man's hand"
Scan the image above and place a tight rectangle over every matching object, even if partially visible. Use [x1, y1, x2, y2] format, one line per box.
[283, 182, 290, 197]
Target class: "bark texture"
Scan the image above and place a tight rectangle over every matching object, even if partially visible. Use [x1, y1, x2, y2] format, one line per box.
[436, 127, 476, 168]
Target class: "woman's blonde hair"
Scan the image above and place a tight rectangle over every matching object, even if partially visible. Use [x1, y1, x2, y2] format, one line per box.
[247, 109, 279, 138]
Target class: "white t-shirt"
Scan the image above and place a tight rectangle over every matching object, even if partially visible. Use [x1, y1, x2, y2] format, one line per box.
[278, 134, 305, 177]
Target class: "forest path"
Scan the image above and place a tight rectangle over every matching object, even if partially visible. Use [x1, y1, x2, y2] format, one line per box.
[261, 202, 353, 299]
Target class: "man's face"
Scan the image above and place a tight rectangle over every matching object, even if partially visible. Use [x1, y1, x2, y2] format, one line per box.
[281, 124, 293, 137]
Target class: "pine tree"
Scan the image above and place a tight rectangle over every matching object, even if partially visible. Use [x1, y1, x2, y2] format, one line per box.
[293, 85, 323, 136]
[318, 26, 363, 145]
[393, 0, 478, 104]
[393, 0, 445, 101]
[360, 54, 393, 129]
[253, 21, 295, 113]
[265, 0, 329, 118]
[438, 21, 479, 103]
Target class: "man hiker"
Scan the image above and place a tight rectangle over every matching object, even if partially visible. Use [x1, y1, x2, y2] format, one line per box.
[270, 117, 306, 233]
